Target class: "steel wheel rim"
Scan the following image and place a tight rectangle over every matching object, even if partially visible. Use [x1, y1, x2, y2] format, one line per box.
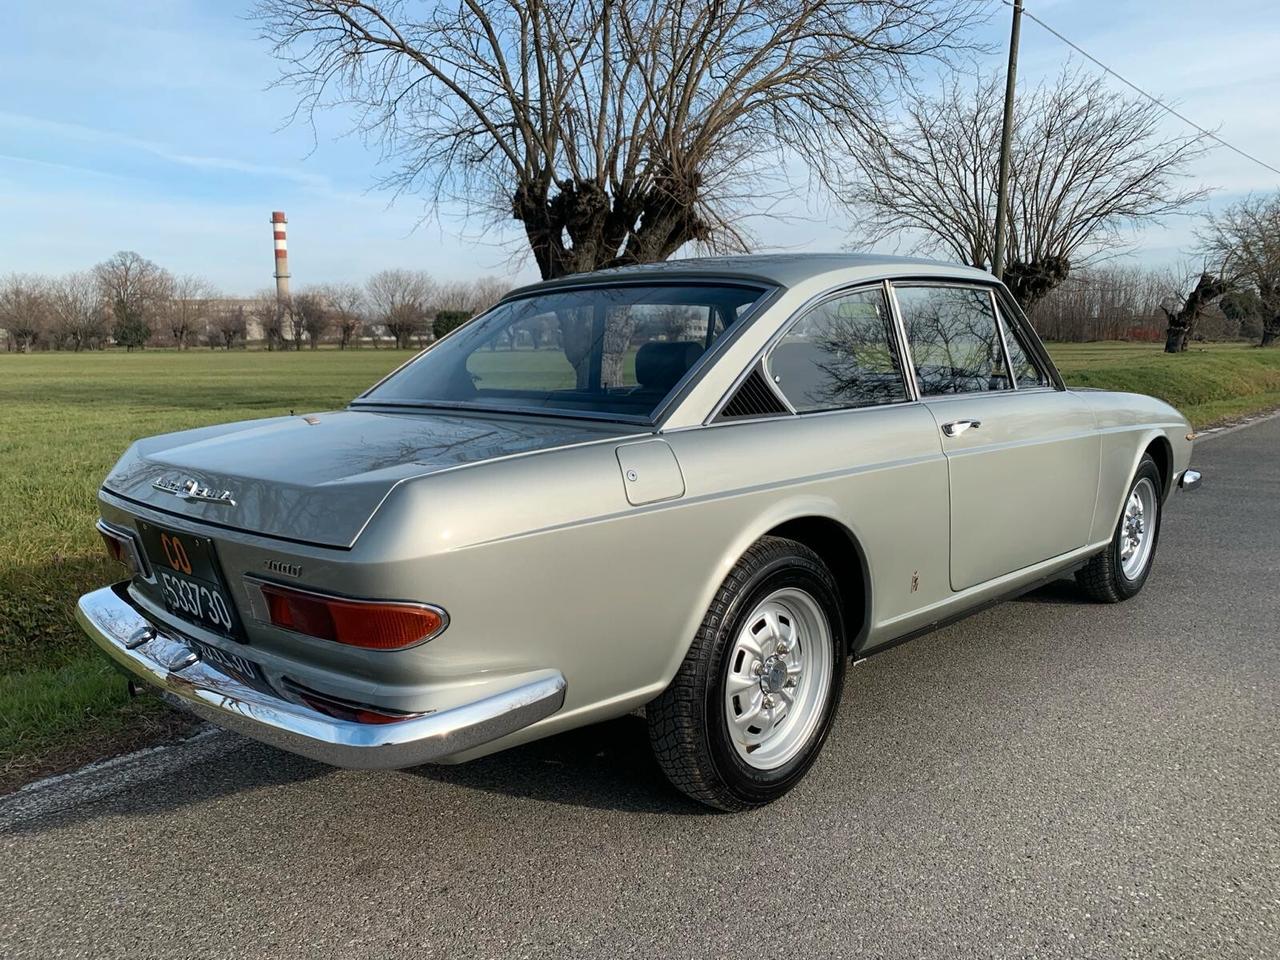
[1120, 477, 1158, 579]
[723, 587, 834, 771]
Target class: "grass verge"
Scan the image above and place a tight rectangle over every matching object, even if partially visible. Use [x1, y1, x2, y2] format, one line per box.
[2, 342, 1278, 788]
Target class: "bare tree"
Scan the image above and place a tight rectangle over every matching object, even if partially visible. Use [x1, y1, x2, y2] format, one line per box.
[293, 290, 332, 348]
[211, 305, 249, 350]
[94, 251, 170, 350]
[468, 276, 511, 314]
[0, 274, 50, 352]
[1030, 266, 1183, 343]
[163, 274, 215, 349]
[47, 272, 108, 351]
[844, 66, 1209, 310]
[253, 290, 289, 350]
[430, 280, 475, 316]
[1198, 193, 1280, 347]
[255, 0, 980, 280]
[326, 283, 366, 348]
[367, 269, 434, 349]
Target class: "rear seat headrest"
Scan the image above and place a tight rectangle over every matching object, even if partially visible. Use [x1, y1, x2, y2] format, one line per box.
[635, 341, 704, 392]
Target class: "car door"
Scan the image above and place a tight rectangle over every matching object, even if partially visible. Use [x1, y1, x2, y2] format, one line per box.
[892, 282, 1100, 592]
[756, 282, 951, 632]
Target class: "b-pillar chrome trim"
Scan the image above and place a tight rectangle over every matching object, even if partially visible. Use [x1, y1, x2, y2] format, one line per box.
[76, 583, 567, 769]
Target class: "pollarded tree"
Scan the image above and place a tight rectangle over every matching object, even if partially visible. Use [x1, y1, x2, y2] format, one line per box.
[255, 0, 982, 280]
[1160, 271, 1230, 353]
[843, 66, 1209, 310]
[1198, 193, 1280, 347]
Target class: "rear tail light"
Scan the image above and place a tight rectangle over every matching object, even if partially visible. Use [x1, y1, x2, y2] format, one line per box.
[246, 578, 447, 650]
[281, 678, 422, 724]
[96, 520, 149, 579]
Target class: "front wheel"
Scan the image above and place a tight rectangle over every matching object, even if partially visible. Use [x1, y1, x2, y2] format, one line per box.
[1076, 454, 1163, 603]
[647, 536, 846, 811]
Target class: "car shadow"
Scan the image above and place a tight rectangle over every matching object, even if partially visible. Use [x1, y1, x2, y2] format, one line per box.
[403, 713, 711, 815]
[2, 712, 706, 837]
[1014, 576, 1095, 605]
[4, 576, 1094, 833]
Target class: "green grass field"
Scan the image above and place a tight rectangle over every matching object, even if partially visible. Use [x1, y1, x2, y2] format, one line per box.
[2, 341, 1279, 784]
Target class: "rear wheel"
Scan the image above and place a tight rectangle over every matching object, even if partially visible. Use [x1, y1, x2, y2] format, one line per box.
[648, 536, 846, 811]
[1077, 455, 1163, 602]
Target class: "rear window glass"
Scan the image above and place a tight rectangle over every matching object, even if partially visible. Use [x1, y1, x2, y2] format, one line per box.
[361, 283, 767, 420]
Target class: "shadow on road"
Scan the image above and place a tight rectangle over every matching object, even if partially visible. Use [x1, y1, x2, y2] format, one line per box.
[1014, 576, 1096, 605]
[4, 712, 707, 837]
[4, 574, 1135, 835]
[405, 713, 710, 815]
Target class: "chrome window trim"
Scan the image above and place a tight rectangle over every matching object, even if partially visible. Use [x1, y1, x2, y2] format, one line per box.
[756, 358, 800, 416]
[987, 287, 1020, 391]
[883, 280, 920, 402]
[890, 279, 1019, 400]
[990, 291, 1053, 390]
[991, 286, 1066, 391]
[760, 281, 912, 416]
[706, 278, 916, 425]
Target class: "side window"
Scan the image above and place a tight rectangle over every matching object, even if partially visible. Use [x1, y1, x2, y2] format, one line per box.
[766, 286, 908, 413]
[895, 285, 1012, 396]
[995, 302, 1050, 388]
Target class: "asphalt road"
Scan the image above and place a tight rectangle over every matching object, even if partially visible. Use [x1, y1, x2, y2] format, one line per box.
[3, 417, 1278, 959]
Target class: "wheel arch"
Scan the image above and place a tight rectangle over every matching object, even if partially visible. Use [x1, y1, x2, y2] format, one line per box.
[1097, 428, 1177, 539]
[764, 516, 871, 656]
[652, 498, 874, 707]
[1144, 434, 1174, 500]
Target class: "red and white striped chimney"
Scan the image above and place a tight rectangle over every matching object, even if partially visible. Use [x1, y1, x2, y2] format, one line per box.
[271, 211, 290, 299]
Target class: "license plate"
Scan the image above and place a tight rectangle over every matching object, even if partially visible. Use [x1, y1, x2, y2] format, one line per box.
[137, 521, 243, 639]
[186, 635, 272, 692]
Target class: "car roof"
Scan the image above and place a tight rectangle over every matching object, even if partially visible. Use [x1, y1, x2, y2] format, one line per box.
[507, 253, 996, 295]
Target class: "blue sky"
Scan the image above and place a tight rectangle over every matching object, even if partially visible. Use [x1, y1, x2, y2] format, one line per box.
[1, 0, 1277, 293]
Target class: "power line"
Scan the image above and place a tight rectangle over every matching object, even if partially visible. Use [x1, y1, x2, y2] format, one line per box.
[1001, 0, 1280, 178]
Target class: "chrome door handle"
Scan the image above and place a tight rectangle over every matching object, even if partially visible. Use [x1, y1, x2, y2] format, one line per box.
[941, 419, 982, 437]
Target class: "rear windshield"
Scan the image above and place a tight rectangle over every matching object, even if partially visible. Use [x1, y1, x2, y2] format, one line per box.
[358, 282, 769, 420]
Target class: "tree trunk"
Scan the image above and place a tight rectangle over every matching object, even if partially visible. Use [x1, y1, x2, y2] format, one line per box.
[1164, 273, 1228, 353]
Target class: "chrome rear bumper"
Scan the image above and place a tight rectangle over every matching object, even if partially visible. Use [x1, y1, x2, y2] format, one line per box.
[1179, 468, 1202, 491]
[76, 584, 566, 770]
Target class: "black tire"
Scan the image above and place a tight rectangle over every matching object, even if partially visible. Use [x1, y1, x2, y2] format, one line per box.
[647, 536, 847, 811]
[1076, 454, 1164, 603]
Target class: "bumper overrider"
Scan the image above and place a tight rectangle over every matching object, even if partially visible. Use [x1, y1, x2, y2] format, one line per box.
[76, 583, 566, 769]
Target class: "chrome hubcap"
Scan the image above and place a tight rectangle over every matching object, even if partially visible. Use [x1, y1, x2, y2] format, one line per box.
[724, 588, 834, 770]
[1120, 477, 1158, 579]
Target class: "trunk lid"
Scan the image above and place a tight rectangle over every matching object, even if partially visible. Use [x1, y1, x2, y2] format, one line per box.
[104, 408, 634, 548]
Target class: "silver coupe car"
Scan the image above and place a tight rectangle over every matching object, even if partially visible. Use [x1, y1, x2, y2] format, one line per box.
[78, 254, 1202, 810]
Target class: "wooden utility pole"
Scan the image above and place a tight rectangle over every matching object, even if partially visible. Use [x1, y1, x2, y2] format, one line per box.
[992, 0, 1023, 280]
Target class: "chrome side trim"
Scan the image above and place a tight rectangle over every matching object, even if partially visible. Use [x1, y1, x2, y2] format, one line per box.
[76, 584, 566, 770]
[1179, 468, 1202, 491]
